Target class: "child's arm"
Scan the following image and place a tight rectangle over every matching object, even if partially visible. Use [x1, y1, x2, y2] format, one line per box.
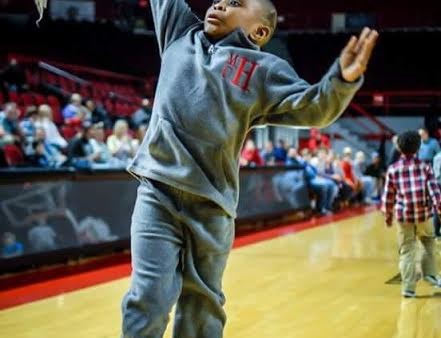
[258, 28, 378, 128]
[426, 165, 441, 217]
[381, 168, 396, 227]
[150, 0, 200, 55]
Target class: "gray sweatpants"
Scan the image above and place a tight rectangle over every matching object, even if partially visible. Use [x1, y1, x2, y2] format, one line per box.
[121, 179, 235, 338]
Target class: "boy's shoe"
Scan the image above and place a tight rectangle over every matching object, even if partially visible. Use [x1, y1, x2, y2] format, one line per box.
[402, 290, 416, 298]
[423, 275, 441, 288]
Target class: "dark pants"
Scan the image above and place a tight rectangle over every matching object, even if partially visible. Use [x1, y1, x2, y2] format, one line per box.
[121, 179, 234, 338]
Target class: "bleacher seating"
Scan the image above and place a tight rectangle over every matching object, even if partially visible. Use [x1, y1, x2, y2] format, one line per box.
[2, 55, 149, 123]
[3, 144, 25, 167]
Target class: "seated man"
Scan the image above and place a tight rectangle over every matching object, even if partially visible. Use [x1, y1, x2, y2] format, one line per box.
[62, 93, 89, 124]
[33, 127, 67, 167]
[287, 147, 338, 214]
[131, 98, 152, 129]
[67, 121, 99, 168]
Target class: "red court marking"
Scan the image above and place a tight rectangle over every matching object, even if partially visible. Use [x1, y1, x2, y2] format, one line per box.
[233, 205, 377, 248]
[0, 206, 377, 310]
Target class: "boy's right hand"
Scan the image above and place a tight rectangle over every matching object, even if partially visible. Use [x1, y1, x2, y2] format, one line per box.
[385, 219, 393, 228]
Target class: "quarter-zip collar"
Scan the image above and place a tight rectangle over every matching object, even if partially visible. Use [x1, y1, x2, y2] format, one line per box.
[199, 27, 261, 52]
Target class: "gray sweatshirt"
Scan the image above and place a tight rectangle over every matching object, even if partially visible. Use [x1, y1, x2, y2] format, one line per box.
[128, 0, 363, 218]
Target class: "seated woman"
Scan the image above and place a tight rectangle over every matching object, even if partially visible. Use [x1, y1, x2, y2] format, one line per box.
[35, 104, 68, 150]
[240, 139, 264, 167]
[106, 119, 135, 163]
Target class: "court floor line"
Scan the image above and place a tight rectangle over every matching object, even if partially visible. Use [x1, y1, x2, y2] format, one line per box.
[0, 205, 376, 310]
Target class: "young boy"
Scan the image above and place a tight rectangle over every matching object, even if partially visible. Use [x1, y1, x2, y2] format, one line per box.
[34, 0, 378, 337]
[382, 131, 441, 298]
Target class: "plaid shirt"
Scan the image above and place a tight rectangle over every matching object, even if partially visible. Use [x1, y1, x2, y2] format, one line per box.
[381, 155, 441, 224]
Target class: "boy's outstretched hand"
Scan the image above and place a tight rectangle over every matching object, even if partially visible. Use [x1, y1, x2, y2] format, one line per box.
[339, 27, 379, 83]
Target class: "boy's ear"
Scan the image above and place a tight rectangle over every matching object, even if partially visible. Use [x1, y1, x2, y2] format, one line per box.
[249, 25, 271, 46]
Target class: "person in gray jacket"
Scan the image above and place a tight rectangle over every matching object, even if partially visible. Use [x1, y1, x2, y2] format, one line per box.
[122, 1, 377, 337]
[33, 0, 378, 337]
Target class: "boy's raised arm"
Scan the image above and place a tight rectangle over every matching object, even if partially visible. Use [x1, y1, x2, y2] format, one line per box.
[258, 28, 378, 128]
[150, 0, 200, 55]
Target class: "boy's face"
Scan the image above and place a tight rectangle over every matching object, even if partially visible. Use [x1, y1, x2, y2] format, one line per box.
[204, 0, 267, 43]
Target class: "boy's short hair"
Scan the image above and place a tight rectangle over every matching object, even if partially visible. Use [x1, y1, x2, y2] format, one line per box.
[397, 130, 421, 155]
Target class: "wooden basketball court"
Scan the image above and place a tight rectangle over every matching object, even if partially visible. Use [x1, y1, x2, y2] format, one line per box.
[1, 209, 440, 338]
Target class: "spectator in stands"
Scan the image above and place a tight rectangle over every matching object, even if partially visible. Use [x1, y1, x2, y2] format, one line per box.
[62, 93, 89, 124]
[29, 140, 50, 167]
[388, 135, 401, 166]
[85, 99, 112, 129]
[33, 127, 67, 167]
[261, 141, 276, 165]
[27, 224, 57, 252]
[35, 104, 68, 150]
[354, 151, 376, 203]
[341, 147, 363, 199]
[67, 121, 98, 168]
[20, 106, 38, 139]
[19, 106, 39, 155]
[310, 156, 339, 213]
[0, 59, 27, 93]
[132, 124, 148, 153]
[1, 102, 22, 142]
[107, 119, 136, 163]
[320, 150, 353, 205]
[240, 139, 263, 167]
[288, 146, 337, 214]
[308, 128, 331, 154]
[286, 146, 300, 166]
[365, 152, 385, 198]
[300, 148, 313, 163]
[418, 128, 440, 164]
[89, 122, 114, 166]
[131, 98, 152, 129]
[274, 139, 288, 164]
[315, 148, 328, 173]
[2, 232, 24, 258]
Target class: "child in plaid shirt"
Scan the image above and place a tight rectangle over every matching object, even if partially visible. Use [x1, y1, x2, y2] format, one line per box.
[382, 130, 441, 298]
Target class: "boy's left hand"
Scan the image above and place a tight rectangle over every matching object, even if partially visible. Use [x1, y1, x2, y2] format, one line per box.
[339, 27, 379, 82]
